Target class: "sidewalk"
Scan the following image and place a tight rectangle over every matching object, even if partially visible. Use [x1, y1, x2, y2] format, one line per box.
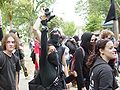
[19, 44, 120, 90]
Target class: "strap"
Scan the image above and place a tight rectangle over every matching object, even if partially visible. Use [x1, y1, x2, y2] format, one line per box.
[79, 46, 85, 57]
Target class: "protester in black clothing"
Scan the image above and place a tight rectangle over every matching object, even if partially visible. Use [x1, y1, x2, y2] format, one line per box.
[87, 39, 118, 90]
[31, 26, 77, 90]
[48, 28, 71, 88]
[0, 33, 21, 90]
[74, 32, 96, 90]
[35, 27, 66, 89]
[29, 10, 77, 89]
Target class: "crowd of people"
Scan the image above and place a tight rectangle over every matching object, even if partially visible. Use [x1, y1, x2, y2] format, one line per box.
[0, 8, 120, 90]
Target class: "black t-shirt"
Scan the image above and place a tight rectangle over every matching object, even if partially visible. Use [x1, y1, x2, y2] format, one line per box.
[0, 51, 21, 90]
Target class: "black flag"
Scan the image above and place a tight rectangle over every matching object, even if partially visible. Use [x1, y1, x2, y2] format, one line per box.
[104, 0, 116, 23]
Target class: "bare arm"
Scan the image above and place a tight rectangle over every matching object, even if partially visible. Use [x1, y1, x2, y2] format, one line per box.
[32, 17, 41, 42]
[16, 72, 19, 90]
[62, 52, 69, 77]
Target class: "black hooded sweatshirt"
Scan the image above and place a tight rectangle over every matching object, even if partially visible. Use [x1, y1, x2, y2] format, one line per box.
[89, 57, 118, 90]
[74, 32, 93, 90]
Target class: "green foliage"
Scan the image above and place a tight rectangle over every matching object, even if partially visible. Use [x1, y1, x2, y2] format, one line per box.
[0, 0, 55, 41]
[61, 21, 77, 36]
[47, 16, 63, 30]
[88, 0, 110, 17]
[75, 0, 120, 32]
[84, 13, 103, 32]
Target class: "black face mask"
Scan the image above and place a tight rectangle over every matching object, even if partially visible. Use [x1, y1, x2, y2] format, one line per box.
[48, 51, 59, 66]
[50, 34, 60, 45]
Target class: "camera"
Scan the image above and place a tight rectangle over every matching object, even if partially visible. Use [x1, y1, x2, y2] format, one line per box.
[40, 8, 55, 26]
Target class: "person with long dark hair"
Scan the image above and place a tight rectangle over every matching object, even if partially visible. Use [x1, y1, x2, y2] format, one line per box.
[74, 32, 96, 90]
[99, 29, 118, 77]
[87, 39, 118, 90]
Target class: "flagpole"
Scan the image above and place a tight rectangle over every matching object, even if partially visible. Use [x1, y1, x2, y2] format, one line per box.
[112, 0, 119, 39]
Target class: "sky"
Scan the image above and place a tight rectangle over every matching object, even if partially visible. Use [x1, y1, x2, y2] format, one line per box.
[51, 0, 84, 26]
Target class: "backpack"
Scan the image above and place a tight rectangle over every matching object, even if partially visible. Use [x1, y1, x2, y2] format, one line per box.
[69, 46, 85, 86]
[70, 46, 85, 72]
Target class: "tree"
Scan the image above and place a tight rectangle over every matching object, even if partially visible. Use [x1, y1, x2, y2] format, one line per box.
[48, 16, 63, 30]
[61, 21, 77, 37]
[84, 13, 103, 32]
[75, 0, 120, 32]
[0, 0, 55, 41]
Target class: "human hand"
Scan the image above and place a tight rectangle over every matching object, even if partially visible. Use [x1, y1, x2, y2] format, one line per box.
[48, 45, 56, 54]
[71, 71, 77, 77]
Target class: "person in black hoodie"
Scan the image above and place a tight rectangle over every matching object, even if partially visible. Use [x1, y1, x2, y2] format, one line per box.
[99, 30, 117, 76]
[87, 39, 118, 90]
[74, 32, 96, 90]
[29, 11, 77, 90]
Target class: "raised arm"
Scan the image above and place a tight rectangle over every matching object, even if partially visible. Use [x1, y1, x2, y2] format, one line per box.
[32, 17, 41, 42]
[40, 27, 48, 66]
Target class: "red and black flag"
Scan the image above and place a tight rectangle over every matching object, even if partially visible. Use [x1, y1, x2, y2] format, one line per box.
[104, 0, 116, 23]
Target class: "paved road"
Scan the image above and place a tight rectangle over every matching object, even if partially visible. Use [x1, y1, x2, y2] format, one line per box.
[19, 44, 120, 90]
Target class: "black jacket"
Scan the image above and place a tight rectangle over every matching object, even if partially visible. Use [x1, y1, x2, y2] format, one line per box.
[89, 57, 118, 90]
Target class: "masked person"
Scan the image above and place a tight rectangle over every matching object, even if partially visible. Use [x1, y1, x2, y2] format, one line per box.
[29, 26, 68, 90]
[74, 32, 96, 90]
[29, 11, 75, 89]
[48, 28, 70, 89]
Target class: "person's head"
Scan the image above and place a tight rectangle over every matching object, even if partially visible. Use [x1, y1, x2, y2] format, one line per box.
[49, 28, 61, 47]
[99, 29, 114, 39]
[95, 39, 116, 61]
[81, 32, 96, 52]
[9, 30, 20, 38]
[73, 35, 79, 42]
[50, 28, 61, 39]
[1, 33, 19, 52]
[87, 39, 116, 68]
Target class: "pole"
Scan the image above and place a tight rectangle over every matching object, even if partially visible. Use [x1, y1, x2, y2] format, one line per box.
[111, 0, 119, 39]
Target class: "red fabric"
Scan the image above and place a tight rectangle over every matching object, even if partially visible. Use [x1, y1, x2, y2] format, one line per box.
[35, 60, 39, 70]
[34, 39, 41, 70]
[34, 39, 41, 56]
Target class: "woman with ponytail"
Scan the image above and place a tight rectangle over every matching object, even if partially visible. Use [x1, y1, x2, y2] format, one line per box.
[87, 39, 118, 90]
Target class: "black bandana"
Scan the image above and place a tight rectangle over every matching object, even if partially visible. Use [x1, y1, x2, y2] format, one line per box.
[48, 51, 59, 66]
